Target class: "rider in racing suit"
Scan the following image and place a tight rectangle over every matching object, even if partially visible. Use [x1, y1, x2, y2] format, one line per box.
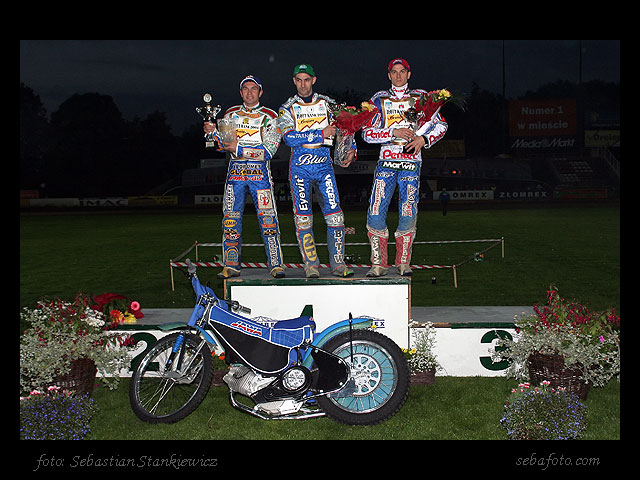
[362, 58, 448, 276]
[205, 75, 285, 279]
[278, 64, 356, 278]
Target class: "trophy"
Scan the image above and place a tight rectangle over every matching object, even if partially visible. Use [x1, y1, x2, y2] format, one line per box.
[402, 98, 424, 135]
[334, 130, 354, 167]
[216, 117, 237, 147]
[325, 100, 346, 147]
[195, 93, 221, 148]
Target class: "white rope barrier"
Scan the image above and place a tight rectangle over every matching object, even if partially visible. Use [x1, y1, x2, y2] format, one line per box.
[169, 237, 504, 291]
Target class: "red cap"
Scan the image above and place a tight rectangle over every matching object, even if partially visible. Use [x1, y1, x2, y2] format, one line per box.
[388, 58, 410, 72]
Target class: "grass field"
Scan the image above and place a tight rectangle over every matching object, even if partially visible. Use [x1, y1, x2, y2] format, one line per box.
[87, 376, 619, 441]
[19, 203, 621, 442]
[19, 203, 620, 311]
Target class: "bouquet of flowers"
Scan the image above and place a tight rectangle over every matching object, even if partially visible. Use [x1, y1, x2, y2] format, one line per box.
[404, 89, 467, 131]
[500, 380, 587, 440]
[330, 101, 377, 166]
[332, 101, 377, 135]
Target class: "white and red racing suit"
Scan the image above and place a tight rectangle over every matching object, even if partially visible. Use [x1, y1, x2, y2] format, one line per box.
[219, 103, 284, 275]
[362, 84, 448, 275]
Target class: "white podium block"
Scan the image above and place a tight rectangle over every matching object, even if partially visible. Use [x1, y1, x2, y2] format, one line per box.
[224, 268, 411, 349]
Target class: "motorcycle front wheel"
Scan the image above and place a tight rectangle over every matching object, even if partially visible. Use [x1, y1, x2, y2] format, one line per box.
[129, 332, 213, 423]
[315, 329, 410, 425]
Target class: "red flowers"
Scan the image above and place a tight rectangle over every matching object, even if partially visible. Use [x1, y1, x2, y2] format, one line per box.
[528, 287, 620, 338]
[91, 293, 144, 320]
[332, 102, 377, 135]
[333, 109, 376, 135]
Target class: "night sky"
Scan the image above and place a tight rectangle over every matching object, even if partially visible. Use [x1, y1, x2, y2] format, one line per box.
[20, 40, 620, 135]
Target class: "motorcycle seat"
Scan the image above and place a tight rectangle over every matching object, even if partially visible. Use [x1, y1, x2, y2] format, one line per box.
[272, 315, 315, 332]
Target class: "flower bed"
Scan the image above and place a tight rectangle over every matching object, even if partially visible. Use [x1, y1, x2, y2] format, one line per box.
[501, 380, 587, 440]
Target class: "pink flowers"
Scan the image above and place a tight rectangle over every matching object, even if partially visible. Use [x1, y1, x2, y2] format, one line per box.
[128, 300, 143, 319]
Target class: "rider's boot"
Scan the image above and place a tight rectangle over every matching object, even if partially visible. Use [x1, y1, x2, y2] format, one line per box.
[394, 230, 416, 277]
[332, 264, 354, 277]
[270, 266, 286, 278]
[217, 266, 241, 279]
[304, 265, 320, 278]
[366, 227, 389, 277]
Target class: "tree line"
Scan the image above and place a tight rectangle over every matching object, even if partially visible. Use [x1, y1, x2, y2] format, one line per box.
[20, 80, 618, 197]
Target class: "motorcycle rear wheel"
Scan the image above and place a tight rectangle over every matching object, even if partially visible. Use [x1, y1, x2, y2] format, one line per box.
[129, 332, 213, 423]
[316, 329, 409, 425]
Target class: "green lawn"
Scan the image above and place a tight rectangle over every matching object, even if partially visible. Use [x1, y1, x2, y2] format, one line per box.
[19, 203, 621, 442]
[19, 203, 620, 311]
[87, 376, 619, 440]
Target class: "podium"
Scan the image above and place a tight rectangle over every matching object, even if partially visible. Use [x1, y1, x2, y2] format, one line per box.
[224, 267, 411, 349]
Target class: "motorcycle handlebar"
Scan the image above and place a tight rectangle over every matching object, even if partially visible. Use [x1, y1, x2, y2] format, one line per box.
[185, 258, 197, 276]
[184, 258, 252, 314]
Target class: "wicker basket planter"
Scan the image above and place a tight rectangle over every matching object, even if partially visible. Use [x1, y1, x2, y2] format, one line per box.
[211, 370, 226, 387]
[527, 352, 591, 400]
[410, 369, 436, 385]
[52, 358, 98, 397]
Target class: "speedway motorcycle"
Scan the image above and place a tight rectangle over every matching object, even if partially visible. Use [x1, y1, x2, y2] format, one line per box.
[129, 259, 409, 425]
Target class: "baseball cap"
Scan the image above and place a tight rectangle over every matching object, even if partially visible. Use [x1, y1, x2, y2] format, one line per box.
[387, 58, 410, 71]
[292, 64, 316, 77]
[239, 75, 263, 90]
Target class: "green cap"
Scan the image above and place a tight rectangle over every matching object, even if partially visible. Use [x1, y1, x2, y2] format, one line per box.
[293, 64, 316, 77]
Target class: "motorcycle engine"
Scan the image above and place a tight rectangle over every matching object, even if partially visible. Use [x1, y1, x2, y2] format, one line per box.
[224, 363, 314, 415]
[223, 365, 275, 397]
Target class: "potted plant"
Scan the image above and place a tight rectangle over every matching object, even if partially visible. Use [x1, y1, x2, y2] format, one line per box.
[20, 293, 135, 396]
[500, 380, 587, 440]
[492, 286, 620, 399]
[404, 321, 441, 385]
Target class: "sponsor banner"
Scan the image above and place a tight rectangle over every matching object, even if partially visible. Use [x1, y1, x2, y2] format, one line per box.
[196, 195, 224, 205]
[432, 190, 494, 201]
[509, 99, 577, 153]
[510, 136, 577, 152]
[20, 190, 39, 199]
[80, 198, 128, 207]
[584, 129, 620, 148]
[128, 196, 177, 207]
[554, 187, 608, 200]
[495, 188, 551, 201]
[25, 198, 80, 208]
[509, 98, 577, 137]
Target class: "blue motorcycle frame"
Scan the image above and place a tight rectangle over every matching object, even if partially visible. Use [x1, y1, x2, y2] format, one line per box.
[129, 259, 409, 425]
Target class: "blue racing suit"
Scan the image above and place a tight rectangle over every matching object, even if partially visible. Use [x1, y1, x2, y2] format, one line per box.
[219, 103, 284, 273]
[362, 84, 448, 272]
[278, 93, 356, 274]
